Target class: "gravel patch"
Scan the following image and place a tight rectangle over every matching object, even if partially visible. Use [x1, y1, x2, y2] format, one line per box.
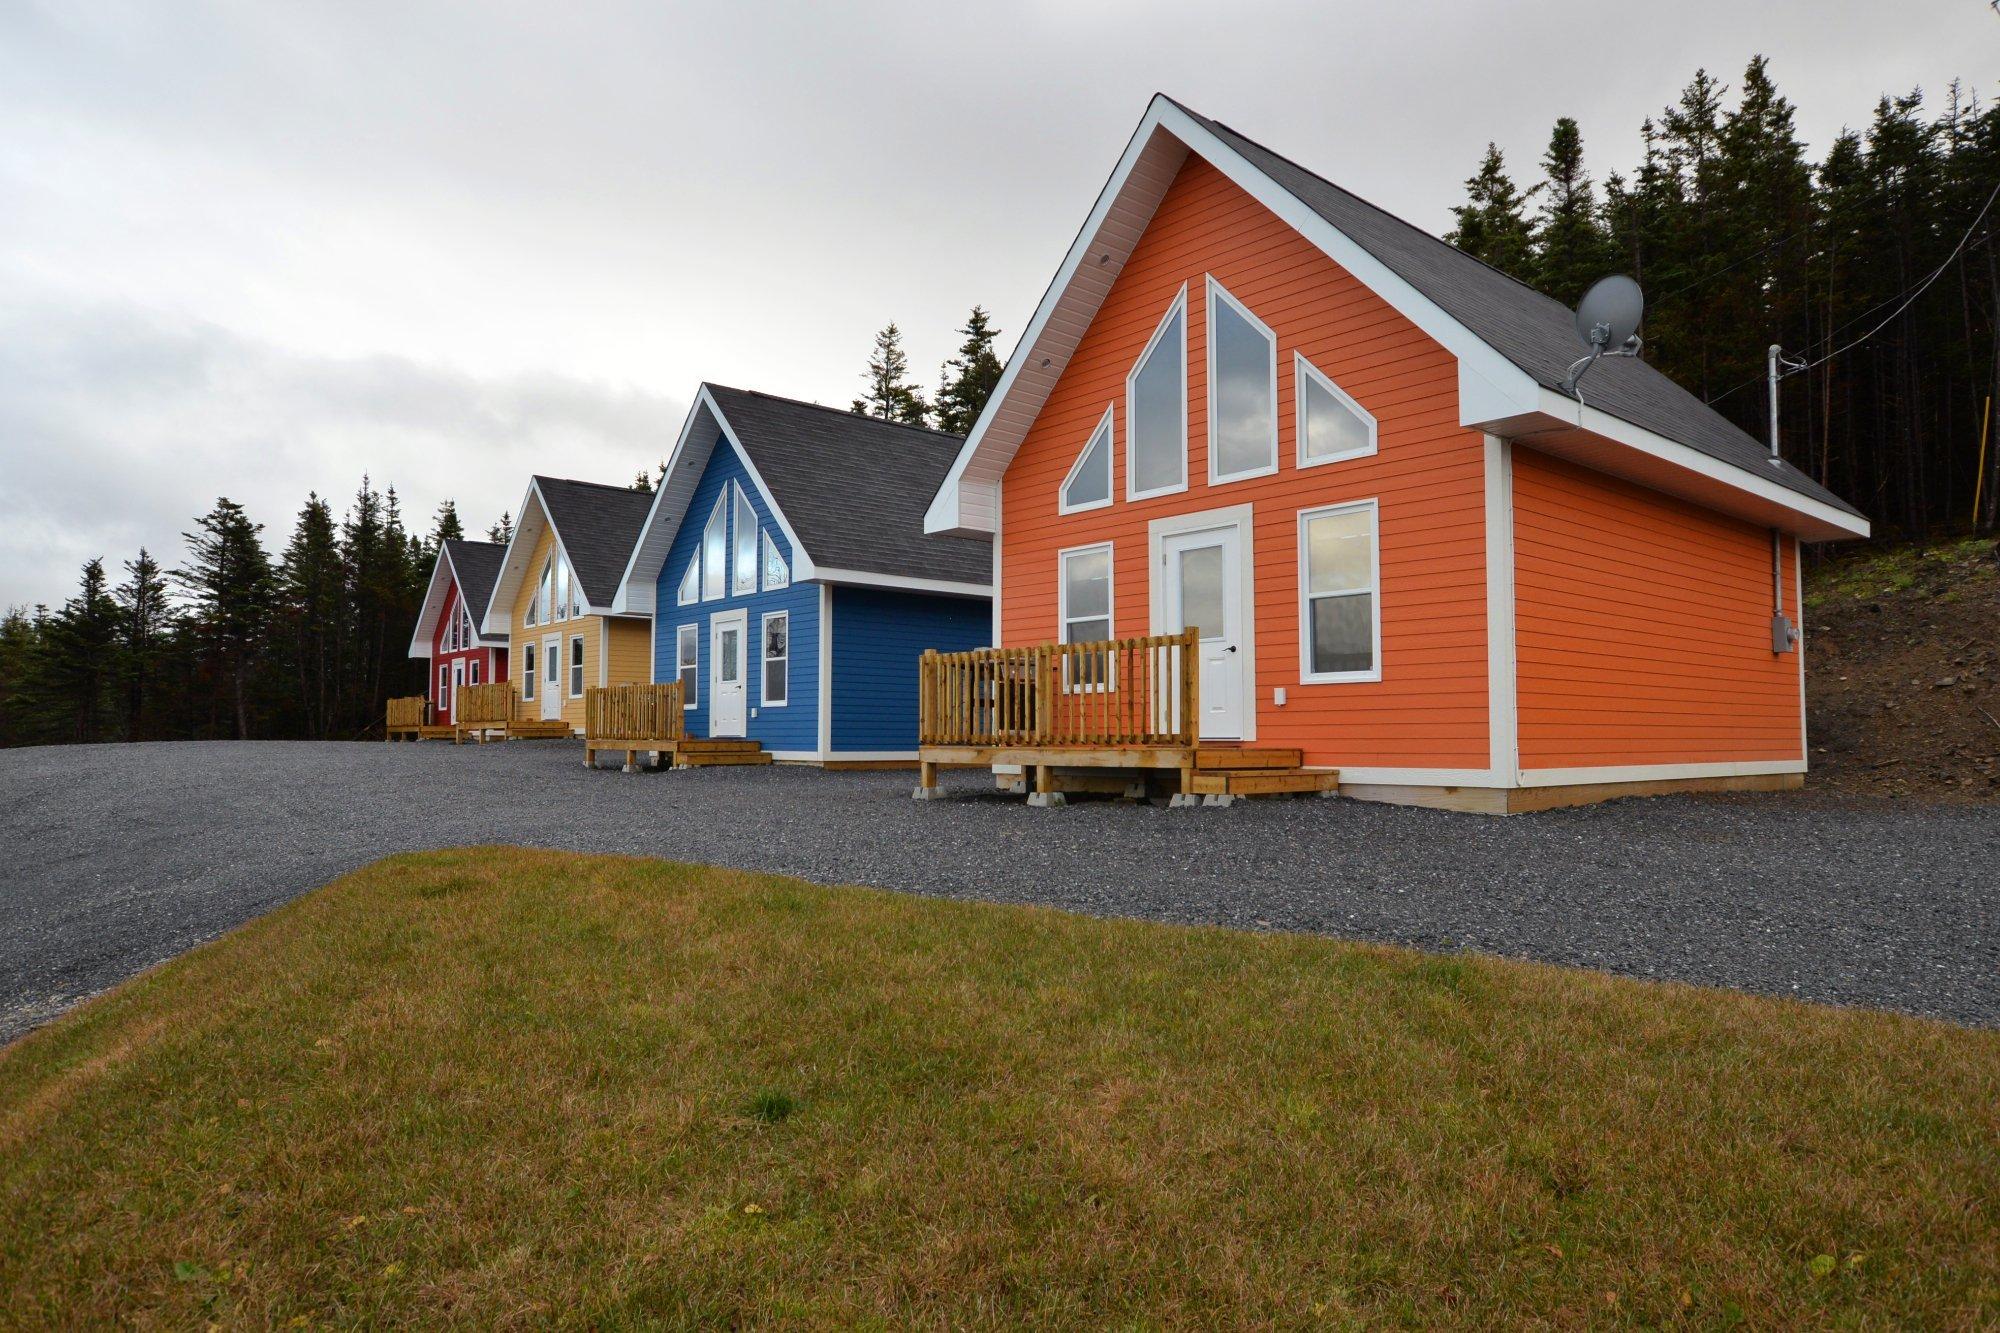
[3, 739, 1995, 1042]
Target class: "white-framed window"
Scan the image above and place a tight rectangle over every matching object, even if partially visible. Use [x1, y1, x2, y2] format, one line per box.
[1058, 543, 1115, 692]
[438, 663, 449, 705]
[1059, 404, 1115, 514]
[554, 559, 570, 622]
[523, 575, 538, 627]
[677, 556, 698, 606]
[462, 606, 475, 648]
[1298, 499, 1380, 682]
[468, 659, 480, 685]
[732, 485, 757, 596]
[761, 611, 789, 707]
[568, 634, 585, 697]
[1126, 285, 1188, 500]
[522, 642, 537, 699]
[568, 561, 584, 618]
[701, 492, 727, 600]
[1296, 353, 1377, 467]
[676, 623, 699, 708]
[761, 531, 788, 590]
[1207, 276, 1278, 484]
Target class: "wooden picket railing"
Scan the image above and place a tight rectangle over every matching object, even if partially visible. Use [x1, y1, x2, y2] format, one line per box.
[585, 681, 685, 746]
[455, 682, 516, 730]
[385, 696, 428, 737]
[919, 630, 1198, 749]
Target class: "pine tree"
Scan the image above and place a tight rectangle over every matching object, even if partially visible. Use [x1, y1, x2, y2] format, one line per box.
[176, 498, 272, 739]
[851, 322, 930, 426]
[276, 495, 344, 739]
[114, 548, 173, 740]
[0, 607, 40, 746]
[32, 559, 122, 742]
[933, 307, 1005, 435]
[1531, 117, 1616, 307]
[630, 462, 666, 494]
[1447, 144, 1538, 280]
[428, 499, 464, 551]
[488, 511, 514, 545]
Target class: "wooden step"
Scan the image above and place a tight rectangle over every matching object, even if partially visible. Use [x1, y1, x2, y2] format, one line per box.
[1195, 747, 1305, 770]
[507, 722, 575, 739]
[1187, 769, 1339, 797]
[679, 749, 773, 767]
[677, 738, 763, 754]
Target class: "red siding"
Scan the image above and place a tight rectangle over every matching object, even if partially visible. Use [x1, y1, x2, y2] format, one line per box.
[999, 154, 1491, 771]
[1512, 449, 1803, 769]
[428, 580, 507, 724]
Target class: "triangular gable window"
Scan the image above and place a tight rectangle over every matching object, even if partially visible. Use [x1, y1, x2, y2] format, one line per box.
[1059, 405, 1115, 514]
[701, 492, 727, 600]
[761, 531, 789, 590]
[1295, 353, 1377, 467]
[1126, 285, 1188, 500]
[1207, 277, 1277, 482]
[677, 554, 699, 605]
[732, 484, 757, 596]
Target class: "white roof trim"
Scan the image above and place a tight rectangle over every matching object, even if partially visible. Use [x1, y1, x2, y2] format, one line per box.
[409, 544, 501, 657]
[924, 94, 1861, 542]
[479, 479, 604, 635]
[612, 385, 818, 613]
[810, 567, 993, 599]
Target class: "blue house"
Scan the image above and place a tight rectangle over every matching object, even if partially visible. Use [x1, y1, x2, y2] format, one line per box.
[614, 384, 992, 764]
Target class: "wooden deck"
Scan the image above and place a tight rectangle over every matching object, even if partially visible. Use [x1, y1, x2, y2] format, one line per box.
[385, 696, 428, 741]
[580, 683, 774, 771]
[916, 635, 1337, 805]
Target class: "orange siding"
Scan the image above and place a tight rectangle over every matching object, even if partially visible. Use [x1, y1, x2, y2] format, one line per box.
[1512, 449, 1804, 769]
[999, 154, 1490, 770]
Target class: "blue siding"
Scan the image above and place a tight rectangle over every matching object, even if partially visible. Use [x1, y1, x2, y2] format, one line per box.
[831, 586, 990, 753]
[654, 432, 820, 753]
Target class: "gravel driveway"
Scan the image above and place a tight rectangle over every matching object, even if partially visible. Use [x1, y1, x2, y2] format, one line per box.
[3, 740, 1996, 1042]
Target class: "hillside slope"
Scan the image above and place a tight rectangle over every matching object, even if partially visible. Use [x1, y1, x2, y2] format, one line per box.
[1805, 538, 2000, 801]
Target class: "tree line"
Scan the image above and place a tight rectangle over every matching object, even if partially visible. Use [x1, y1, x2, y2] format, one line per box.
[1448, 58, 1999, 536]
[0, 483, 509, 747]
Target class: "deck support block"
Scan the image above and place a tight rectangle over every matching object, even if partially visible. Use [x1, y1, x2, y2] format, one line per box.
[911, 785, 947, 801]
[1026, 791, 1067, 808]
[1168, 792, 1199, 808]
[1201, 793, 1236, 808]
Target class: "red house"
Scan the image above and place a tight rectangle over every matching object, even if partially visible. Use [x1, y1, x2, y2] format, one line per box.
[409, 539, 510, 726]
[920, 97, 1869, 812]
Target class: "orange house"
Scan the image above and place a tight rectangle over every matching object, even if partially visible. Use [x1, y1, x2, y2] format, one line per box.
[924, 96, 1870, 813]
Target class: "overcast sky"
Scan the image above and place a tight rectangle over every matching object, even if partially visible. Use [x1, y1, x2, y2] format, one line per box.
[2, 0, 1992, 609]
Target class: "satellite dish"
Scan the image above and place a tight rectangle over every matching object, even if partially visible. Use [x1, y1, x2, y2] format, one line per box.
[1563, 275, 1645, 398]
[1574, 274, 1644, 353]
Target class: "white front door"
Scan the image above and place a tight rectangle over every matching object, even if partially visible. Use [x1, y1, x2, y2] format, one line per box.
[710, 610, 747, 737]
[540, 633, 563, 720]
[1163, 524, 1246, 739]
[450, 659, 465, 724]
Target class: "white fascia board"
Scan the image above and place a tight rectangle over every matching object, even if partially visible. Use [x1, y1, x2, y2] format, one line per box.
[612, 392, 718, 614]
[478, 479, 547, 637]
[925, 100, 1180, 536]
[1522, 388, 1871, 540]
[809, 568, 993, 599]
[407, 549, 454, 658]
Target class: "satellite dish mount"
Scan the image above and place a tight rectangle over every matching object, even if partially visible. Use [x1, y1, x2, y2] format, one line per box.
[1562, 274, 1645, 400]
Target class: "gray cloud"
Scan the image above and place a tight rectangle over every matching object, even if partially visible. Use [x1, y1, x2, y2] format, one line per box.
[1, 0, 1991, 606]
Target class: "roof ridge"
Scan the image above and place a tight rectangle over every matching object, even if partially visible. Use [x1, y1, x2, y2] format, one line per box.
[708, 382, 967, 445]
[534, 474, 652, 497]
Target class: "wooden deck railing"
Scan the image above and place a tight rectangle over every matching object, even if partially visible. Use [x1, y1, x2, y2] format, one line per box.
[385, 696, 428, 732]
[919, 630, 1199, 749]
[585, 681, 685, 744]
[455, 682, 516, 730]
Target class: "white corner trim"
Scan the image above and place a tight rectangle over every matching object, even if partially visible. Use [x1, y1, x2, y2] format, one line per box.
[1483, 435, 1520, 781]
[1126, 282, 1191, 502]
[1794, 532, 1808, 764]
[808, 568, 994, 598]
[816, 583, 833, 754]
[1205, 275, 1280, 486]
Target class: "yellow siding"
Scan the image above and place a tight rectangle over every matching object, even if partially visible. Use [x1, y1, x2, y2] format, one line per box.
[507, 523, 652, 732]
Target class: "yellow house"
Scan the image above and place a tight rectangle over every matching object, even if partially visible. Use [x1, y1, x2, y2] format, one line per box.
[478, 476, 655, 733]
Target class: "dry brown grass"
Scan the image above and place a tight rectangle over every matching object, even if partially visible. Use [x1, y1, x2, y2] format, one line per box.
[2, 848, 1997, 1327]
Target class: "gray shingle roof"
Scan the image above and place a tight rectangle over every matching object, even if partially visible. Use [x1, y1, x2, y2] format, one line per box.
[534, 476, 657, 608]
[706, 385, 993, 586]
[1169, 99, 1864, 521]
[441, 539, 506, 617]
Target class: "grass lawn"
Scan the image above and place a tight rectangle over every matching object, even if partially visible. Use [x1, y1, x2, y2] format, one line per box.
[3, 851, 1997, 1327]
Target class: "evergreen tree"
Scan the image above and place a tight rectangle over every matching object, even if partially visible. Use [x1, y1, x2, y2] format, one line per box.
[275, 495, 344, 739]
[175, 498, 272, 739]
[33, 559, 121, 742]
[1447, 144, 1538, 280]
[630, 462, 666, 493]
[428, 499, 464, 551]
[1531, 117, 1616, 307]
[0, 608, 40, 746]
[933, 306, 1005, 435]
[114, 548, 173, 741]
[851, 322, 930, 426]
[488, 511, 514, 545]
